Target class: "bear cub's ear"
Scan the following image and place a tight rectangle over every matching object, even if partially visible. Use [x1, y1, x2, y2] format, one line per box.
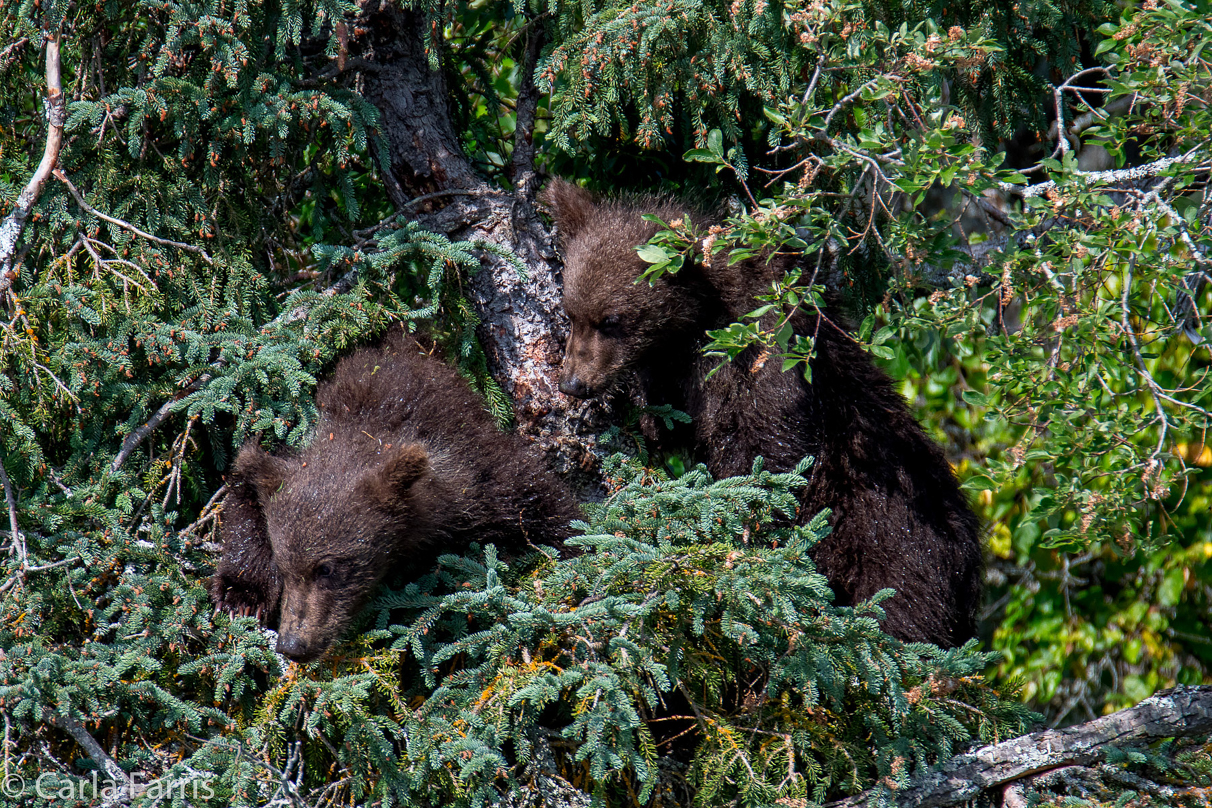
[540, 178, 596, 242]
[381, 444, 429, 490]
[358, 444, 430, 509]
[234, 444, 289, 500]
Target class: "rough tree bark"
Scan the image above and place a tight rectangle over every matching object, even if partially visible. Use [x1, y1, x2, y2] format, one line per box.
[354, 1, 611, 490]
[826, 685, 1212, 808]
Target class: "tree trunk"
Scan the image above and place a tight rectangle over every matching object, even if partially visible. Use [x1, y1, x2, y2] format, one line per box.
[354, 1, 611, 490]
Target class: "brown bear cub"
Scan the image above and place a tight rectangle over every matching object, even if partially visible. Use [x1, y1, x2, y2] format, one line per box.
[543, 179, 981, 648]
[209, 331, 580, 663]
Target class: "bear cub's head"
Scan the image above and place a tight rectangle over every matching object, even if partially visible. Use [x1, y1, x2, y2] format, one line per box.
[233, 441, 431, 663]
[542, 179, 709, 399]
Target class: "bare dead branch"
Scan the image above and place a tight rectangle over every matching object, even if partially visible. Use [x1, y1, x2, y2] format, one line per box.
[48, 712, 133, 804]
[55, 170, 213, 265]
[1005, 149, 1207, 199]
[0, 455, 24, 566]
[826, 685, 1212, 808]
[0, 32, 65, 294]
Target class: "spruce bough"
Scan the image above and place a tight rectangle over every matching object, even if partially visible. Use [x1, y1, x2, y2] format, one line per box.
[0, 454, 1032, 807]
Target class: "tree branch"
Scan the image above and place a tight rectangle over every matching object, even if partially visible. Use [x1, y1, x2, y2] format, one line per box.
[0, 32, 64, 294]
[510, 18, 546, 191]
[1004, 149, 1207, 199]
[48, 712, 134, 806]
[55, 170, 213, 265]
[826, 685, 1212, 808]
[0, 455, 24, 566]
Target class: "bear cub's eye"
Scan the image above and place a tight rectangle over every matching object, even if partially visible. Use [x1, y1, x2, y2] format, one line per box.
[314, 562, 337, 581]
[597, 314, 625, 337]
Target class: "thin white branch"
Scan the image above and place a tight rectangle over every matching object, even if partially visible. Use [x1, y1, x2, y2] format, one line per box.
[0, 32, 64, 292]
[823, 76, 895, 133]
[1004, 149, 1207, 198]
[0, 456, 24, 566]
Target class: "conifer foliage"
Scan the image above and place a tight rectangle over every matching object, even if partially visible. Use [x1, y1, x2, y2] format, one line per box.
[0, 0, 1209, 805]
[0, 453, 1033, 806]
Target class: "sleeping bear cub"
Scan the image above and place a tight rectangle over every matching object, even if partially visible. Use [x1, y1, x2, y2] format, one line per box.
[210, 330, 580, 662]
[543, 179, 982, 647]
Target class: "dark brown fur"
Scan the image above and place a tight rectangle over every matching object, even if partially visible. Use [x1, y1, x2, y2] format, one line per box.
[543, 179, 982, 647]
[210, 331, 580, 662]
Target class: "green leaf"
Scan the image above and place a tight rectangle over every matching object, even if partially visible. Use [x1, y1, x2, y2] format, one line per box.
[684, 148, 720, 163]
[962, 475, 998, 491]
[868, 344, 895, 360]
[636, 244, 671, 264]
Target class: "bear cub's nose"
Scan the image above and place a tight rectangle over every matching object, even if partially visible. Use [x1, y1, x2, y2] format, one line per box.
[276, 633, 319, 663]
[559, 375, 592, 398]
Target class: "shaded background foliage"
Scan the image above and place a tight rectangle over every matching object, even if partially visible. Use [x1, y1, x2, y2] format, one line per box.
[0, 0, 1209, 804]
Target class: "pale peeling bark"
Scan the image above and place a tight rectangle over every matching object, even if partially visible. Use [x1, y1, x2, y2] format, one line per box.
[826, 685, 1212, 808]
[0, 32, 64, 292]
[354, 2, 611, 489]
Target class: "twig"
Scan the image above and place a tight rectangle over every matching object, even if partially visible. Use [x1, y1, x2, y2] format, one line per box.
[260, 741, 306, 808]
[351, 188, 498, 244]
[0, 32, 65, 293]
[55, 170, 213, 265]
[1003, 149, 1206, 198]
[21, 558, 72, 573]
[161, 415, 197, 510]
[801, 54, 826, 105]
[110, 373, 212, 473]
[0, 456, 24, 565]
[823, 76, 894, 134]
[1068, 95, 1135, 138]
